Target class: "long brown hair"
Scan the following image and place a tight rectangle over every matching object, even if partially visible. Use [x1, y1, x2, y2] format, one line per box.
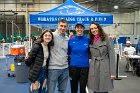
[89, 22, 107, 45]
[37, 30, 54, 46]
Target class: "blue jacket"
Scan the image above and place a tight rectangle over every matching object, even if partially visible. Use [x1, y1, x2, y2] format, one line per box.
[68, 36, 89, 67]
[136, 38, 140, 54]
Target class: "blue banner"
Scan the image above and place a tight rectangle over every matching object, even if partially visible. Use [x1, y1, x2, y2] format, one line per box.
[30, 0, 113, 29]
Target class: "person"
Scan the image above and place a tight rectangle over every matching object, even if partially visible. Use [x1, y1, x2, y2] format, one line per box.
[25, 30, 54, 93]
[124, 41, 136, 55]
[87, 22, 116, 93]
[15, 36, 22, 45]
[31, 36, 37, 44]
[69, 31, 74, 39]
[23, 38, 30, 55]
[47, 19, 69, 93]
[124, 41, 137, 70]
[68, 23, 90, 93]
[136, 38, 140, 55]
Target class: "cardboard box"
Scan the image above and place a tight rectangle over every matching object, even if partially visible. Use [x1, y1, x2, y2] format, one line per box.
[10, 45, 25, 55]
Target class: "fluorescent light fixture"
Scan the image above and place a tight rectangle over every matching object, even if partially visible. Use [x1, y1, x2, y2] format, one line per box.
[114, 5, 119, 9]
[78, 0, 94, 4]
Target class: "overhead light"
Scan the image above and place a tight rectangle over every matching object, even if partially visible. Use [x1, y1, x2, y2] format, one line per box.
[126, 1, 136, 4]
[78, 0, 94, 4]
[114, 5, 119, 9]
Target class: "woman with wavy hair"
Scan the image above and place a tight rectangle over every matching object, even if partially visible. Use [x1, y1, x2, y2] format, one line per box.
[87, 22, 116, 93]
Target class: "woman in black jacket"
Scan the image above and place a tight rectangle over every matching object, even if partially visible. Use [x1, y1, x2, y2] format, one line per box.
[25, 30, 54, 93]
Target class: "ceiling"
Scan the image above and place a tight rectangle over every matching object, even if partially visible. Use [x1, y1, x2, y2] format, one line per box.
[0, 0, 140, 14]
[73, 0, 140, 13]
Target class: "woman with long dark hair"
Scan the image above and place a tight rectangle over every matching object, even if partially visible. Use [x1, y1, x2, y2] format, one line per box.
[25, 30, 54, 93]
[87, 22, 116, 93]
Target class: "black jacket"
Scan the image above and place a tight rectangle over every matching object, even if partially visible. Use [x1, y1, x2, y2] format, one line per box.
[25, 42, 50, 82]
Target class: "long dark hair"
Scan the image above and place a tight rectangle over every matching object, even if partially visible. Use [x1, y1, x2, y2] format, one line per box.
[37, 30, 54, 46]
[89, 22, 107, 45]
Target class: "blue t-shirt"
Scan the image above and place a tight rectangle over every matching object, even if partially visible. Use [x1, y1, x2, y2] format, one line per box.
[68, 36, 89, 67]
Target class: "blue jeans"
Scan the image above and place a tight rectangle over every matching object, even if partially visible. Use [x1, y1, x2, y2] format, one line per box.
[46, 68, 69, 93]
[29, 67, 47, 93]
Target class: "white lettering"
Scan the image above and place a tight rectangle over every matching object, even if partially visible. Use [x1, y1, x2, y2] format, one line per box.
[37, 17, 107, 22]
[76, 17, 89, 22]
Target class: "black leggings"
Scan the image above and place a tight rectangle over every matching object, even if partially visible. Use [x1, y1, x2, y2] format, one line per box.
[94, 92, 108, 93]
[69, 66, 89, 93]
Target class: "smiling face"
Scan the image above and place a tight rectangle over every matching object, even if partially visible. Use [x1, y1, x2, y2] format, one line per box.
[58, 22, 68, 34]
[43, 32, 53, 44]
[75, 24, 85, 36]
[90, 24, 99, 36]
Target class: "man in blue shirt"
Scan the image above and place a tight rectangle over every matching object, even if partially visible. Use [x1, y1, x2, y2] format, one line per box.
[68, 23, 90, 93]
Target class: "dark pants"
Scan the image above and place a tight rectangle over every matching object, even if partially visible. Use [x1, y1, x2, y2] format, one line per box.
[69, 66, 89, 93]
[29, 67, 47, 93]
[129, 59, 138, 67]
[94, 92, 108, 93]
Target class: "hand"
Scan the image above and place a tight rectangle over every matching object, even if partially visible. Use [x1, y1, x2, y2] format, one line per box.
[42, 79, 47, 88]
[111, 75, 116, 79]
[25, 52, 29, 59]
[32, 81, 39, 90]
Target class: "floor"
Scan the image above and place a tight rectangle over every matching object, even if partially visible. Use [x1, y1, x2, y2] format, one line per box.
[0, 57, 140, 93]
[110, 57, 140, 93]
